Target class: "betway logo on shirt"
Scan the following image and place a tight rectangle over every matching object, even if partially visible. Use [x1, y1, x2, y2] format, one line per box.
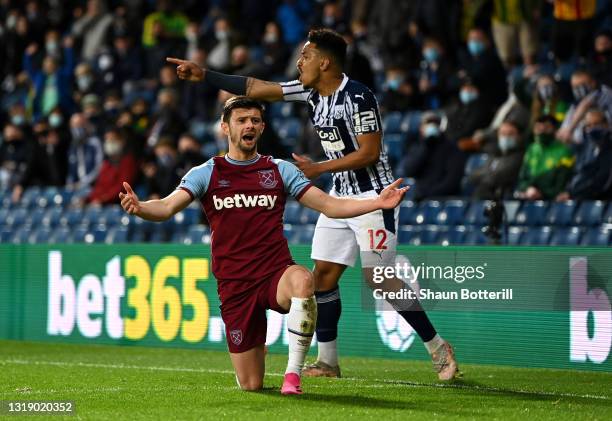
[213, 194, 277, 210]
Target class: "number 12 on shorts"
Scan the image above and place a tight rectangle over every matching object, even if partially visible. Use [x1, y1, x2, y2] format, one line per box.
[368, 229, 388, 250]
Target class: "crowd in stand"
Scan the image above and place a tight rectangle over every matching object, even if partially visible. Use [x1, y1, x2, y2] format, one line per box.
[0, 0, 611, 210]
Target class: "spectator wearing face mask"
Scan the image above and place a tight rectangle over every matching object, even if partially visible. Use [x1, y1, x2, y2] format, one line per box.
[527, 74, 569, 130]
[417, 37, 456, 110]
[556, 108, 612, 201]
[587, 30, 612, 89]
[147, 88, 187, 148]
[0, 123, 31, 193]
[557, 70, 612, 144]
[11, 120, 69, 202]
[381, 65, 419, 113]
[86, 128, 137, 205]
[401, 112, 466, 201]
[515, 115, 574, 200]
[445, 80, 494, 145]
[66, 113, 104, 191]
[176, 134, 206, 179]
[261, 21, 290, 78]
[142, 136, 180, 199]
[469, 120, 525, 199]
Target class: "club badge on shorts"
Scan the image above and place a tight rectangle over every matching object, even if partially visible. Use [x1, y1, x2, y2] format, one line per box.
[258, 170, 278, 189]
[230, 329, 243, 345]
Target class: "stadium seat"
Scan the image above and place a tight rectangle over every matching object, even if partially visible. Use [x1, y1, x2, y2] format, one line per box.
[189, 120, 208, 142]
[29, 227, 53, 243]
[49, 226, 72, 243]
[0, 208, 10, 226]
[464, 153, 489, 176]
[0, 227, 13, 242]
[574, 201, 606, 226]
[521, 226, 552, 245]
[545, 201, 577, 226]
[415, 201, 442, 225]
[98, 206, 123, 227]
[25, 208, 47, 228]
[549, 226, 582, 245]
[384, 133, 406, 164]
[284, 201, 302, 224]
[299, 207, 320, 224]
[19, 186, 42, 209]
[5, 208, 29, 228]
[275, 118, 302, 145]
[437, 200, 467, 225]
[41, 208, 64, 229]
[183, 225, 211, 245]
[398, 201, 418, 225]
[72, 225, 93, 243]
[421, 225, 447, 245]
[269, 102, 295, 118]
[398, 225, 422, 245]
[505, 226, 525, 245]
[174, 205, 200, 226]
[60, 208, 83, 227]
[604, 205, 612, 224]
[383, 112, 403, 133]
[90, 224, 109, 243]
[11, 226, 32, 244]
[463, 227, 488, 245]
[502, 200, 521, 224]
[81, 206, 104, 227]
[105, 226, 128, 244]
[513, 201, 549, 226]
[441, 225, 468, 245]
[580, 227, 610, 246]
[400, 111, 422, 135]
[464, 201, 489, 226]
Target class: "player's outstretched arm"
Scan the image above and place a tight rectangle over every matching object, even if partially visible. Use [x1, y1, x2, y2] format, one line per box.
[166, 57, 284, 102]
[119, 182, 192, 222]
[298, 179, 408, 219]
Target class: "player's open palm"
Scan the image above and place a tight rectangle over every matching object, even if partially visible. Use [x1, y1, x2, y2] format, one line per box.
[166, 57, 205, 82]
[119, 182, 140, 215]
[377, 179, 409, 209]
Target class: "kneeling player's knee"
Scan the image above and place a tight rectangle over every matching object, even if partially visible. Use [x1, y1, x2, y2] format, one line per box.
[239, 377, 263, 391]
[291, 268, 315, 298]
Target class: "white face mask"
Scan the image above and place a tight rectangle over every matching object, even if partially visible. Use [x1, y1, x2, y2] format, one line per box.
[104, 141, 122, 156]
[498, 136, 517, 153]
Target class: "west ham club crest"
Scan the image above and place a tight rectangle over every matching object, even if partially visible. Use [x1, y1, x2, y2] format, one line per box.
[230, 329, 243, 345]
[258, 170, 278, 189]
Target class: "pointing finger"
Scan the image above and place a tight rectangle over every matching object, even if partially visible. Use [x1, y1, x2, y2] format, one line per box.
[166, 57, 186, 65]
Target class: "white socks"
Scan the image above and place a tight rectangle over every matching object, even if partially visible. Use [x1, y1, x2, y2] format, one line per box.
[317, 339, 338, 367]
[424, 334, 445, 355]
[285, 296, 317, 375]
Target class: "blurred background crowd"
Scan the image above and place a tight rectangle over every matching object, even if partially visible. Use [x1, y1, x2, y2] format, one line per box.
[0, 0, 611, 244]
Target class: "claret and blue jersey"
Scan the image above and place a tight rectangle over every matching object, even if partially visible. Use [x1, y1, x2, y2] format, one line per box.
[281, 74, 394, 196]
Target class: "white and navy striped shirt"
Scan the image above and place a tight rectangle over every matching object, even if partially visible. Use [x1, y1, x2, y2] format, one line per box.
[280, 74, 394, 196]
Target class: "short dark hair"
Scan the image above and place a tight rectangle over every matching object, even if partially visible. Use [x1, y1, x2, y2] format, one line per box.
[307, 28, 347, 69]
[221, 96, 264, 123]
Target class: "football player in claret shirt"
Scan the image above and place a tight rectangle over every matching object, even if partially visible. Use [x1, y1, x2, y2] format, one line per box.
[119, 96, 408, 395]
[167, 28, 458, 380]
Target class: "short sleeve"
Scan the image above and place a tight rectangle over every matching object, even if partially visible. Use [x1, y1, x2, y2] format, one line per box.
[274, 159, 313, 199]
[348, 88, 382, 135]
[176, 158, 214, 199]
[280, 80, 310, 103]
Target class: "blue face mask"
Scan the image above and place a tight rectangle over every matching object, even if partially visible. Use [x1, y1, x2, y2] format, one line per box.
[423, 123, 440, 139]
[460, 90, 478, 104]
[498, 136, 517, 153]
[11, 114, 25, 126]
[468, 40, 485, 56]
[49, 113, 63, 128]
[423, 48, 439, 63]
[387, 78, 402, 91]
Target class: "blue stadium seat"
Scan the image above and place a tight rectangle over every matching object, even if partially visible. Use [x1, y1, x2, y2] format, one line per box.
[293, 224, 315, 244]
[0, 208, 10, 226]
[299, 207, 320, 224]
[384, 134, 406, 163]
[19, 187, 42, 209]
[549, 227, 582, 245]
[521, 226, 552, 245]
[25, 208, 47, 228]
[60, 208, 83, 227]
[604, 205, 612, 224]
[383, 112, 403, 133]
[413, 201, 442, 225]
[464, 227, 488, 245]
[398, 225, 422, 245]
[398, 201, 418, 225]
[421, 225, 447, 244]
[105, 226, 128, 243]
[81, 206, 104, 227]
[545, 201, 577, 226]
[464, 201, 488, 226]
[580, 227, 610, 246]
[72, 225, 93, 243]
[0, 227, 13, 242]
[505, 226, 525, 245]
[49, 227, 72, 243]
[174, 205, 200, 226]
[37, 187, 62, 208]
[41, 208, 64, 229]
[574, 201, 606, 226]
[90, 224, 109, 243]
[439, 225, 468, 245]
[11, 226, 32, 244]
[269, 102, 295, 118]
[284, 201, 302, 224]
[189, 120, 208, 142]
[276, 118, 302, 145]
[29, 227, 53, 243]
[5, 208, 29, 228]
[98, 206, 123, 227]
[503, 200, 521, 223]
[437, 200, 467, 225]
[183, 225, 211, 245]
[513, 201, 549, 226]
[400, 111, 422, 135]
[464, 154, 489, 176]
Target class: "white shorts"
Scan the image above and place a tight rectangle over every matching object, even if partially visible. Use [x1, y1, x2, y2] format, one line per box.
[311, 190, 399, 268]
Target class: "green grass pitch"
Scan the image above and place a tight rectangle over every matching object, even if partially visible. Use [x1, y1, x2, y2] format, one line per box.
[0, 340, 610, 420]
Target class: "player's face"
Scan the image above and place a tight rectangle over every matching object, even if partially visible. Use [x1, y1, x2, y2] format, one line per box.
[297, 42, 322, 88]
[223, 108, 265, 154]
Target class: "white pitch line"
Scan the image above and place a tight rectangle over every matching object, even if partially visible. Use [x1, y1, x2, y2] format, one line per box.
[1, 359, 609, 401]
